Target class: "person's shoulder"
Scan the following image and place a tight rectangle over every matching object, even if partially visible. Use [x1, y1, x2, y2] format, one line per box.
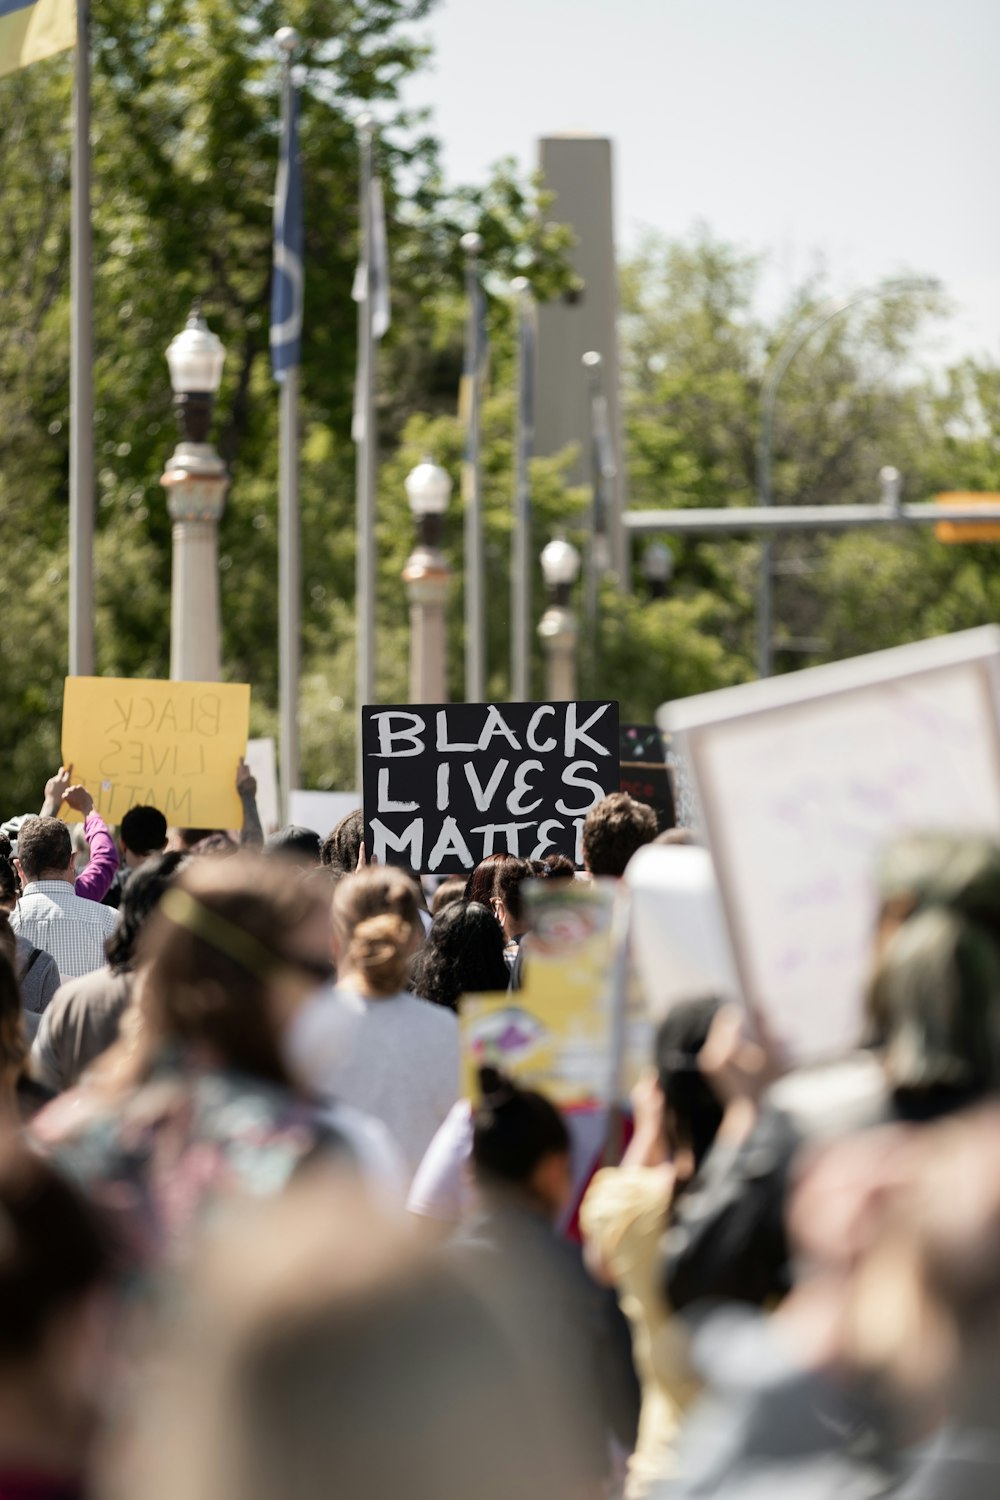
[580, 1164, 675, 1256]
[43, 971, 93, 1015]
[12, 886, 51, 913]
[406, 992, 460, 1031]
[76, 892, 119, 929]
[54, 966, 129, 1014]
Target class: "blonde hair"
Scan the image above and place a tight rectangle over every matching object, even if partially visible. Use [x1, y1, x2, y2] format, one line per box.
[332, 868, 421, 996]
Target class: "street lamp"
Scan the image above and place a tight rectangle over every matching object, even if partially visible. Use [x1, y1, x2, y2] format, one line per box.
[879, 465, 903, 512]
[160, 308, 229, 682]
[403, 458, 453, 704]
[641, 540, 674, 599]
[538, 537, 580, 699]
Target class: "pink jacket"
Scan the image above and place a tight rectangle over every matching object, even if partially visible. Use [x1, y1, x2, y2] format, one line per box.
[74, 812, 119, 904]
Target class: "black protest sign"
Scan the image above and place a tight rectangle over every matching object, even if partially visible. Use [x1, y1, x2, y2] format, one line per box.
[362, 701, 620, 874]
[619, 722, 676, 832]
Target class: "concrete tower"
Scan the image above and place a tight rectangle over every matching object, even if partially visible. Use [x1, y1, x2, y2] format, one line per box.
[535, 134, 626, 579]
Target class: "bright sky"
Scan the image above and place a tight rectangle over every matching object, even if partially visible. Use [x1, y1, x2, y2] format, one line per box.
[402, 0, 1000, 367]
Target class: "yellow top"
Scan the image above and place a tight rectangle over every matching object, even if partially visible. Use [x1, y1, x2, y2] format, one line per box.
[579, 1165, 700, 1499]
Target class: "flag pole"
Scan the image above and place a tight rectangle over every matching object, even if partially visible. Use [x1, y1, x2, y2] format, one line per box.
[69, 0, 94, 676]
[583, 350, 615, 691]
[510, 276, 534, 702]
[354, 114, 376, 786]
[275, 27, 300, 821]
[460, 231, 485, 704]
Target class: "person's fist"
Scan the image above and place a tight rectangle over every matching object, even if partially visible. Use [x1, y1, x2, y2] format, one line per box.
[44, 765, 73, 805]
[236, 758, 257, 796]
[62, 784, 94, 818]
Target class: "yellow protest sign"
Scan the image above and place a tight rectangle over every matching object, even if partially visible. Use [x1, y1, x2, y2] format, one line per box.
[61, 677, 250, 828]
[461, 881, 649, 1108]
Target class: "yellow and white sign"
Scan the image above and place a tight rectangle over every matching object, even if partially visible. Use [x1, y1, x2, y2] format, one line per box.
[61, 677, 250, 829]
[461, 881, 648, 1108]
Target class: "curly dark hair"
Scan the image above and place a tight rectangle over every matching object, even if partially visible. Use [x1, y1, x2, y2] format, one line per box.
[320, 809, 364, 883]
[581, 792, 657, 877]
[410, 902, 509, 1012]
[105, 851, 187, 975]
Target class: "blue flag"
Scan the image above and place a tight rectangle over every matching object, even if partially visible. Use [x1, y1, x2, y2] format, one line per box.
[271, 82, 304, 380]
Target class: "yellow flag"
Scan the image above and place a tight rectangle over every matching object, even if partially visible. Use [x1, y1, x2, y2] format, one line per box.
[0, 0, 75, 78]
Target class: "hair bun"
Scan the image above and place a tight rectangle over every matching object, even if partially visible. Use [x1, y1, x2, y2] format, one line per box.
[478, 1065, 515, 1107]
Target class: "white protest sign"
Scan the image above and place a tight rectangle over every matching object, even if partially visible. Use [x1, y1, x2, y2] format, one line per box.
[625, 845, 740, 1021]
[288, 790, 360, 840]
[660, 627, 1000, 1062]
[245, 738, 280, 834]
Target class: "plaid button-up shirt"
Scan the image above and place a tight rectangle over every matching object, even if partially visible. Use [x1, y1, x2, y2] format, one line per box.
[11, 881, 119, 983]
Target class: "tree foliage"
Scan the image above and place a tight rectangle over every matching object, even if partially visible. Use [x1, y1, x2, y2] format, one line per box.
[2, 17, 1000, 818]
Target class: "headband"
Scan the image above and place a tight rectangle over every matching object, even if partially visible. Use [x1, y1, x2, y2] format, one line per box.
[159, 887, 286, 980]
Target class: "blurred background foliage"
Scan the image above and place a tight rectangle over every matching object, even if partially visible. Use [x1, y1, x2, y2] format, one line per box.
[1, 0, 999, 810]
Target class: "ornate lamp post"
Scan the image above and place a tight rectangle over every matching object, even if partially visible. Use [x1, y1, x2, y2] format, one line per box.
[403, 458, 452, 703]
[161, 309, 228, 682]
[538, 537, 580, 700]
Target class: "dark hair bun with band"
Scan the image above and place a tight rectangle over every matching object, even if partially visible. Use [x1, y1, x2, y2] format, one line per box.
[478, 1065, 515, 1106]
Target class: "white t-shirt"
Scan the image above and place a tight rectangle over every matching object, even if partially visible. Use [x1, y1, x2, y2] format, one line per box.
[406, 1100, 474, 1223]
[289, 985, 460, 1180]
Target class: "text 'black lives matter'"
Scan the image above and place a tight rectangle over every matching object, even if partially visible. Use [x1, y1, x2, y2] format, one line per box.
[361, 701, 620, 874]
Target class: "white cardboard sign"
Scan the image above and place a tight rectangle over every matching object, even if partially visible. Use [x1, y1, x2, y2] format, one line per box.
[659, 627, 1000, 1061]
[288, 790, 360, 840]
[245, 737, 280, 835]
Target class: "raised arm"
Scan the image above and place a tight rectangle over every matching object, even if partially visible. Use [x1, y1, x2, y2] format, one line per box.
[40, 765, 73, 818]
[237, 758, 264, 849]
[64, 784, 120, 903]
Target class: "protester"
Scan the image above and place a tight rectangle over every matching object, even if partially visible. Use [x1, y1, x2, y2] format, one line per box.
[409, 901, 510, 1013]
[463, 850, 517, 908]
[580, 1000, 723, 1497]
[0, 1136, 116, 1500]
[115, 1173, 569, 1500]
[101, 804, 167, 910]
[264, 824, 322, 866]
[34, 856, 401, 1273]
[662, 831, 1000, 1312]
[454, 1066, 641, 1496]
[656, 1108, 1000, 1499]
[0, 931, 50, 1121]
[430, 874, 467, 917]
[38, 767, 120, 905]
[10, 817, 118, 983]
[0, 834, 60, 1019]
[319, 808, 364, 884]
[31, 851, 186, 1094]
[286, 867, 459, 1178]
[491, 855, 533, 969]
[582, 792, 658, 878]
[187, 831, 240, 858]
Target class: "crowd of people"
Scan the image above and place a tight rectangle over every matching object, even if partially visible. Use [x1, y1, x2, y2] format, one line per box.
[0, 757, 997, 1498]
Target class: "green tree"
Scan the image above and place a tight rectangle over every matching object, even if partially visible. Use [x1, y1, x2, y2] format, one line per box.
[0, 1, 574, 811]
